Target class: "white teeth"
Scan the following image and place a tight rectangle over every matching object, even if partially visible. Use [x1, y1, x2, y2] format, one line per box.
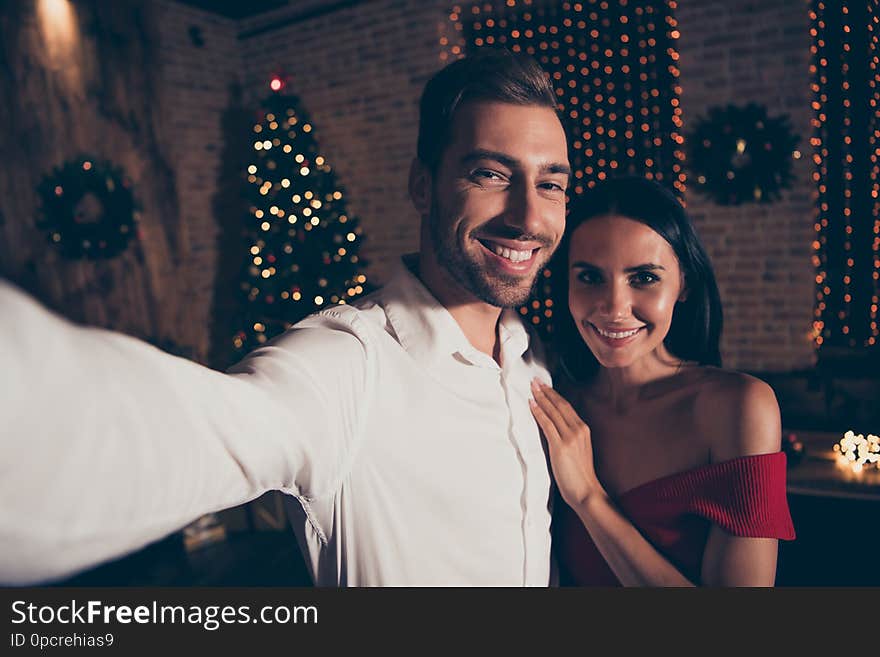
[491, 244, 532, 263]
[595, 326, 642, 339]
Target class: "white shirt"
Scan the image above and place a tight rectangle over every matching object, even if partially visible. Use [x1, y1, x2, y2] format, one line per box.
[0, 257, 553, 586]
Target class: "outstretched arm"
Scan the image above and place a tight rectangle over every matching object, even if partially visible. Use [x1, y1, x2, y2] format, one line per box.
[0, 281, 372, 584]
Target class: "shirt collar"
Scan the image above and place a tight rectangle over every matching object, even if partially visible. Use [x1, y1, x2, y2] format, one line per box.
[498, 307, 531, 365]
[381, 254, 533, 372]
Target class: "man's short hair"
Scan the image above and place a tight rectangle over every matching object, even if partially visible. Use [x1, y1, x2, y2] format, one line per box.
[416, 48, 559, 171]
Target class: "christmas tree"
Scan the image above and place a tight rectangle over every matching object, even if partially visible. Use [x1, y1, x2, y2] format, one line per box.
[229, 77, 369, 358]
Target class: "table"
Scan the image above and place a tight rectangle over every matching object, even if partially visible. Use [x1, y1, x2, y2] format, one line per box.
[785, 429, 880, 501]
[777, 429, 880, 586]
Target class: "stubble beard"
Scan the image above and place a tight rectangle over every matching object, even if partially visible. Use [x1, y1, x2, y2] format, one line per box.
[428, 198, 549, 308]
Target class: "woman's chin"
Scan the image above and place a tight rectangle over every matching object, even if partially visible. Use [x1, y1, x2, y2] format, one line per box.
[594, 354, 637, 369]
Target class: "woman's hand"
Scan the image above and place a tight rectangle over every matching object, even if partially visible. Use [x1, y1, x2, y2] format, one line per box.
[529, 379, 604, 508]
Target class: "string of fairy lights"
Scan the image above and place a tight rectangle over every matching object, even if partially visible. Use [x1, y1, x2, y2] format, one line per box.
[870, 2, 880, 348]
[442, 0, 683, 334]
[809, 1, 878, 350]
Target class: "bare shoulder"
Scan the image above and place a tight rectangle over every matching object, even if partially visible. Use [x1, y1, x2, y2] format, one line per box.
[692, 368, 782, 463]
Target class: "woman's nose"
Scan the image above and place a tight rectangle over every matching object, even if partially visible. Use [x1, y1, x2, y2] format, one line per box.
[598, 281, 631, 318]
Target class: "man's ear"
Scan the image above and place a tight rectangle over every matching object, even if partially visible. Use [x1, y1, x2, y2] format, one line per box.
[408, 158, 432, 217]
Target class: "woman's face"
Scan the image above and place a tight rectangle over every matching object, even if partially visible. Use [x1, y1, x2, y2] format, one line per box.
[567, 214, 685, 370]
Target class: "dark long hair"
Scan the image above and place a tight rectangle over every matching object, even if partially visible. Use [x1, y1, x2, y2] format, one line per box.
[552, 176, 723, 382]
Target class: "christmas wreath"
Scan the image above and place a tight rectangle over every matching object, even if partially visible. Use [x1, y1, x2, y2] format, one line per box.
[687, 103, 799, 205]
[36, 156, 139, 259]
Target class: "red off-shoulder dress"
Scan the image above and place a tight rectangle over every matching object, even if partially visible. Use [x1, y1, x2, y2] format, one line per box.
[555, 452, 796, 586]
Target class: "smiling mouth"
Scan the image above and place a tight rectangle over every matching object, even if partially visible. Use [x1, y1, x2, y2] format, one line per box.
[476, 238, 540, 267]
[592, 324, 644, 339]
[587, 322, 647, 347]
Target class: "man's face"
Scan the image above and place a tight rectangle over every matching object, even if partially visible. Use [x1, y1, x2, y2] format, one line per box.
[423, 101, 570, 308]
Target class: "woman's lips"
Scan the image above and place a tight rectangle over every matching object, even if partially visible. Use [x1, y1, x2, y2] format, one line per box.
[588, 322, 646, 348]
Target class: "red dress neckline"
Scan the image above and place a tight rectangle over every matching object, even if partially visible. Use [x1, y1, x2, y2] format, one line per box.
[612, 452, 786, 499]
[555, 451, 796, 586]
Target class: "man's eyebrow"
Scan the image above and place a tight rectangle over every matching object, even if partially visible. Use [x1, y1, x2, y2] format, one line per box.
[542, 162, 572, 177]
[460, 149, 519, 170]
[460, 149, 571, 177]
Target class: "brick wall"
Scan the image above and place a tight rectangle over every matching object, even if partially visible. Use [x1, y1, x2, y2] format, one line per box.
[153, 1, 242, 359]
[0, 1, 239, 361]
[675, 0, 817, 371]
[0, 0, 818, 371]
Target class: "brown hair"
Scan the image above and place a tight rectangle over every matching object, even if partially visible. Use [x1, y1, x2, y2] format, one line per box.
[416, 48, 558, 171]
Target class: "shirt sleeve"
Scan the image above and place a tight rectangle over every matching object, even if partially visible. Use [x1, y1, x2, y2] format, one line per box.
[0, 280, 375, 584]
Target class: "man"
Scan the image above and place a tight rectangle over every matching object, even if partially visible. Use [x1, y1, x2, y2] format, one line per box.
[0, 49, 571, 586]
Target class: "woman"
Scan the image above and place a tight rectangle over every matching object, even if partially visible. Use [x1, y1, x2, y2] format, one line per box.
[530, 177, 795, 586]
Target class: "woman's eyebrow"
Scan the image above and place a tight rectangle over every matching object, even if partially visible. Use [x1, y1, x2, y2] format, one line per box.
[569, 261, 666, 272]
[624, 263, 666, 273]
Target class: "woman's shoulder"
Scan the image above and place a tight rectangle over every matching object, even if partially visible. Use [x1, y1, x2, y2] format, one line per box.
[691, 367, 775, 399]
[691, 368, 782, 463]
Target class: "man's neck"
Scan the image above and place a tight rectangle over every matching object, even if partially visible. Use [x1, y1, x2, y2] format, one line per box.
[445, 300, 504, 361]
[414, 253, 504, 362]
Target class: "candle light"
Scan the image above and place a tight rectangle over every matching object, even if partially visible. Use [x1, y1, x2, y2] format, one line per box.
[833, 430, 880, 474]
